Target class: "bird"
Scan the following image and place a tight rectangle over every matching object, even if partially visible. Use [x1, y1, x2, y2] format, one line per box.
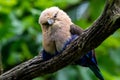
[38, 7, 104, 80]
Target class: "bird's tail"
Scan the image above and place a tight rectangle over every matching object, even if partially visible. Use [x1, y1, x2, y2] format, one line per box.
[75, 50, 104, 80]
[89, 64, 104, 80]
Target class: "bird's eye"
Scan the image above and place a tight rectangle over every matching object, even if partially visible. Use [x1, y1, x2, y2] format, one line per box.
[54, 12, 58, 18]
[54, 14, 57, 18]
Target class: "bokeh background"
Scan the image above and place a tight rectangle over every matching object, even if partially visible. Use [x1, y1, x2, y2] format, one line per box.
[0, 0, 120, 80]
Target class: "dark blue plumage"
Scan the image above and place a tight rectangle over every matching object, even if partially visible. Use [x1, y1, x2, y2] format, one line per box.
[42, 35, 104, 80]
[75, 50, 104, 80]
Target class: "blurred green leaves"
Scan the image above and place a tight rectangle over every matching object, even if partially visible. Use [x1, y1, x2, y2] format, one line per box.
[0, 0, 120, 80]
[0, 0, 17, 14]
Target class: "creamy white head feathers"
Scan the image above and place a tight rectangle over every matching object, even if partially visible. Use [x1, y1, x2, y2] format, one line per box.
[39, 7, 72, 26]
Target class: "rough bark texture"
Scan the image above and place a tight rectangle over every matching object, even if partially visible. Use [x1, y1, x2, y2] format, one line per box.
[0, 0, 120, 80]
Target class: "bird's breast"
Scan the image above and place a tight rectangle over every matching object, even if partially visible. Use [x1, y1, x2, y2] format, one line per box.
[43, 27, 71, 54]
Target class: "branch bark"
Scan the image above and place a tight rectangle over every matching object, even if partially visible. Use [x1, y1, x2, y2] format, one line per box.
[0, 0, 120, 80]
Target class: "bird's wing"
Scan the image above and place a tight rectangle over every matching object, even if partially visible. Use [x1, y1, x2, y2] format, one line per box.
[70, 24, 104, 80]
[70, 24, 83, 35]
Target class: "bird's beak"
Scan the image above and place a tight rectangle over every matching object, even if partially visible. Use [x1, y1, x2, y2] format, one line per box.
[47, 19, 54, 25]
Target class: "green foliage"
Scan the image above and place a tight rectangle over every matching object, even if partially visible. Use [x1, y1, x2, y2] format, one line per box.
[0, 0, 120, 80]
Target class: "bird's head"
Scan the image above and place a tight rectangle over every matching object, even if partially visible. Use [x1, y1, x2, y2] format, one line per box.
[39, 7, 72, 29]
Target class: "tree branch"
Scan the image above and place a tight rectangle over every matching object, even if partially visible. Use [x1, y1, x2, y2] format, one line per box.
[0, 0, 120, 80]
